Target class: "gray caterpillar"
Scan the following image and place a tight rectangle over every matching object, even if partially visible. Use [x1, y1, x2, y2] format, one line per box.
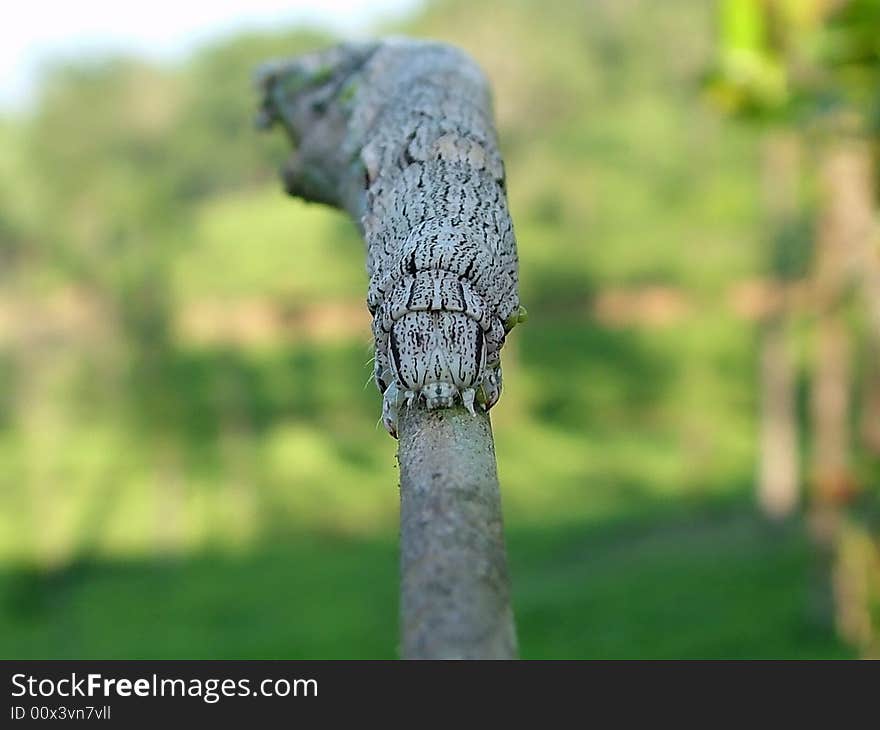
[257, 41, 523, 438]
[355, 43, 523, 437]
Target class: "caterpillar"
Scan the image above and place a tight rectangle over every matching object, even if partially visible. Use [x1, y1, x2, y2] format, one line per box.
[355, 43, 523, 438]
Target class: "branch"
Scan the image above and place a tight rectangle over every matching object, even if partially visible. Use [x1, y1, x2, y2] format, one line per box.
[256, 38, 518, 659]
[398, 404, 517, 658]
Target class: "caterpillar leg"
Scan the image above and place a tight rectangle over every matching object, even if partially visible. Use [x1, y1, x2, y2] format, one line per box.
[382, 381, 405, 438]
[373, 345, 392, 394]
[461, 387, 477, 416]
[481, 364, 502, 411]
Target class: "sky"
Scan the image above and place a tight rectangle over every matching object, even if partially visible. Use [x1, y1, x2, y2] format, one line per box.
[0, 0, 421, 109]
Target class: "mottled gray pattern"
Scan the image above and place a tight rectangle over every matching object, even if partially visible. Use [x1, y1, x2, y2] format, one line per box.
[256, 40, 520, 438]
[351, 42, 520, 437]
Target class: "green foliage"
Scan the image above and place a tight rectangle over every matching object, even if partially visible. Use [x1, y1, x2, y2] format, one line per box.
[821, 0, 880, 129]
[706, 0, 789, 115]
[706, 0, 880, 124]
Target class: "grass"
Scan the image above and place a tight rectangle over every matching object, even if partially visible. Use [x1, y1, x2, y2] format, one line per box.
[0, 501, 850, 659]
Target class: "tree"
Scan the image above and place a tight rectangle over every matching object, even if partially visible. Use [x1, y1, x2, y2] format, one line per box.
[707, 0, 880, 652]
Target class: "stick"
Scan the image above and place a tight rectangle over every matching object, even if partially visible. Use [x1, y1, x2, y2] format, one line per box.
[257, 38, 518, 659]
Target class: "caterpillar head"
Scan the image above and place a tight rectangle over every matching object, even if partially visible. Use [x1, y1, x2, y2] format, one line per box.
[373, 271, 509, 437]
[388, 309, 485, 411]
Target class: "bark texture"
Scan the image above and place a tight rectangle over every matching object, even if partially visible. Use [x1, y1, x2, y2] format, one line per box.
[256, 39, 518, 659]
[398, 405, 517, 659]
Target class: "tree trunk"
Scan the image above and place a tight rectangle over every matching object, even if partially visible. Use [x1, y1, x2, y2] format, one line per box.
[758, 316, 800, 518]
[256, 39, 519, 659]
[807, 131, 869, 628]
[810, 135, 870, 513]
[860, 337, 880, 455]
[856, 161, 880, 456]
[813, 130, 880, 659]
[756, 132, 802, 519]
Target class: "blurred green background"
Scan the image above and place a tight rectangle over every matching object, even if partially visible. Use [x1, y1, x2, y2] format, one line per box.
[1, 0, 879, 658]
